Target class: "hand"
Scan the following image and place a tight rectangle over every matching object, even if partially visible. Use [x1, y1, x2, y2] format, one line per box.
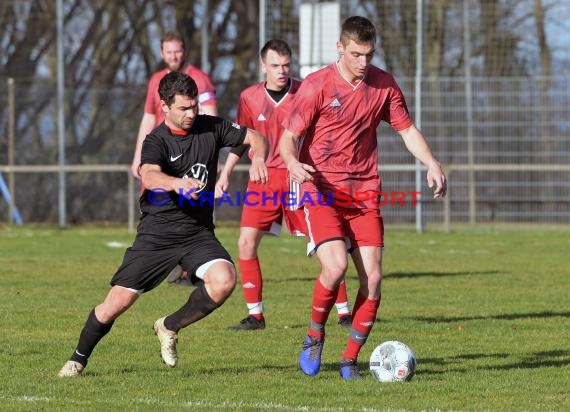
[249, 157, 268, 184]
[178, 177, 203, 200]
[427, 162, 447, 199]
[287, 160, 315, 184]
[215, 175, 229, 199]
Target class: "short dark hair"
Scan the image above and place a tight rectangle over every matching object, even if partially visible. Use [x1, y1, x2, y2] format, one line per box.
[260, 39, 292, 61]
[340, 16, 377, 46]
[158, 71, 198, 106]
[161, 32, 185, 50]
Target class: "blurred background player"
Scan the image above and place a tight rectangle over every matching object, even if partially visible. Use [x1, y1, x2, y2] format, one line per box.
[131, 32, 218, 180]
[215, 39, 352, 331]
[280, 16, 447, 380]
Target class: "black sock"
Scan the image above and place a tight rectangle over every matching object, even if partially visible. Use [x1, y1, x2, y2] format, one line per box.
[164, 283, 219, 332]
[69, 309, 114, 367]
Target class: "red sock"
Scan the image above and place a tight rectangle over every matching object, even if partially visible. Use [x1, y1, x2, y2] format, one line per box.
[351, 290, 367, 315]
[239, 258, 264, 320]
[342, 296, 381, 360]
[308, 278, 336, 339]
[335, 280, 351, 317]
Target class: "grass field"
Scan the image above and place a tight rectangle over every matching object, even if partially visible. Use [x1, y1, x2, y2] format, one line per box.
[1, 224, 569, 411]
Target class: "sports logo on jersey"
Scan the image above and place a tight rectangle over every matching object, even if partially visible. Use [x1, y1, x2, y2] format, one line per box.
[330, 97, 341, 107]
[170, 153, 183, 162]
[257, 113, 266, 121]
[183, 163, 208, 193]
[231, 122, 241, 129]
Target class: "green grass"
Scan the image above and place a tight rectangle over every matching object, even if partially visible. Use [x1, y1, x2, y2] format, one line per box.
[0, 224, 569, 411]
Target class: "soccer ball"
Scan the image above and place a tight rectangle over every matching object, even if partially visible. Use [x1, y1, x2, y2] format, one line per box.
[369, 340, 417, 382]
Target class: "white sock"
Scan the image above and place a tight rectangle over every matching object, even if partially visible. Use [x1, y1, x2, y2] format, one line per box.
[247, 302, 264, 315]
[335, 302, 350, 315]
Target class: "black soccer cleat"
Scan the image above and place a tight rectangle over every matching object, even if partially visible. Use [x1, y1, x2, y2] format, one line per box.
[227, 315, 266, 331]
[338, 314, 353, 328]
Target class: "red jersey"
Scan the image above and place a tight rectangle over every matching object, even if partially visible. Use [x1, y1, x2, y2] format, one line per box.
[282, 63, 413, 208]
[144, 64, 216, 126]
[236, 79, 301, 168]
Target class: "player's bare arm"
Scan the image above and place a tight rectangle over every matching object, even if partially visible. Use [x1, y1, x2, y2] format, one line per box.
[215, 152, 241, 198]
[131, 113, 157, 179]
[279, 129, 315, 183]
[399, 125, 447, 199]
[140, 163, 201, 199]
[242, 128, 269, 184]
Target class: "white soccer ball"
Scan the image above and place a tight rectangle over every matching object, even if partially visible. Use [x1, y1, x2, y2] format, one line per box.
[369, 340, 417, 382]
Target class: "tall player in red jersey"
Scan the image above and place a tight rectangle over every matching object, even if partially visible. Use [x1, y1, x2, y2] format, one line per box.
[215, 39, 352, 331]
[131, 32, 218, 180]
[280, 16, 447, 380]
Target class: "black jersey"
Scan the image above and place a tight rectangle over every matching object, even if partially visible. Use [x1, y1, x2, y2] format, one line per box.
[139, 115, 247, 236]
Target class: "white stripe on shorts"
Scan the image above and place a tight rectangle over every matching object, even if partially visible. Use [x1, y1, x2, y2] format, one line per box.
[287, 135, 304, 211]
[288, 176, 301, 211]
[121, 286, 144, 295]
[195, 258, 234, 280]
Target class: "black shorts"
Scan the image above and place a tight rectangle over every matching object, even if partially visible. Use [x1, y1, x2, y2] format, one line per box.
[110, 228, 233, 293]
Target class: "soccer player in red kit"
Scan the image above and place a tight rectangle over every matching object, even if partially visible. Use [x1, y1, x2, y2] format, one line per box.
[131, 32, 217, 180]
[216, 39, 352, 331]
[280, 16, 447, 380]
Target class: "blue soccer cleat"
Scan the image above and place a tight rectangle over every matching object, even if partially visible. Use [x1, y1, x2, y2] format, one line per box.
[339, 359, 362, 380]
[299, 335, 324, 376]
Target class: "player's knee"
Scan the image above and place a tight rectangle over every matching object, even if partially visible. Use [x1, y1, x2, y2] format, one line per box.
[206, 267, 236, 300]
[218, 271, 236, 296]
[97, 287, 138, 322]
[237, 236, 252, 253]
[95, 302, 127, 323]
[321, 260, 349, 282]
[361, 270, 382, 294]
[369, 272, 382, 289]
[237, 233, 258, 256]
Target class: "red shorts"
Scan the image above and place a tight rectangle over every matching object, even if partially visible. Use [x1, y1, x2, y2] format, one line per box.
[303, 204, 384, 255]
[241, 168, 306, 236]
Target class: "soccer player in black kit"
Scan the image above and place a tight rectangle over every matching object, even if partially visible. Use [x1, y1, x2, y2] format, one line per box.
[58, 71, 268, 377]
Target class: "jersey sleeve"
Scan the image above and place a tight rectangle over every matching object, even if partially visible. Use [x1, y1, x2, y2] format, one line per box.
[383, 78, 413, 132]
[281, 77, 322, 137]
[213, 118, 247, 149]
[230, 145, 249, 158]
[235, 91, 254, 127]
[141, 133, 167, 167]
[143, 74, 159, 115]
[230, 92, 253, 157]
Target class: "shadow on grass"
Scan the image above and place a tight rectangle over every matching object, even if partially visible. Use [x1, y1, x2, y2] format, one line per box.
[268, 276, 316, 283]
[85, 349, 569, 379]
[385, 270, 502, 279]
[185, 360, 369, 376]
[481, 350, 570, 370]
[177, 350, 570, 378]
[417, 349, 570, 375]
[411, 310, 570, 323]
[269, 270, 503, 285]
[182, 363, 299, 376]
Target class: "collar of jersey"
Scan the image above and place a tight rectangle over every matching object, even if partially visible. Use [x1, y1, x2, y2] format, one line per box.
[169, 126, 188, 136]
